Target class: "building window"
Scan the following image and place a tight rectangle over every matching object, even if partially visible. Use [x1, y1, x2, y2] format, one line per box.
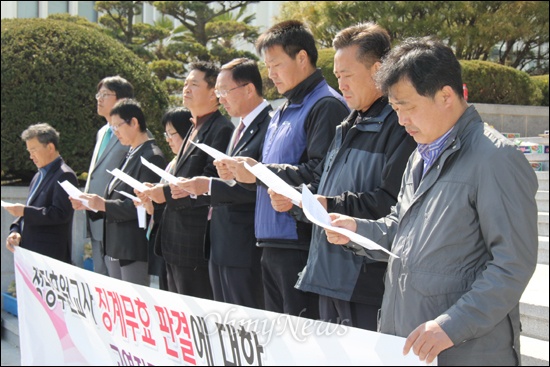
[78, 1, 97, 22]
[48, 1, 69, 16]
[17, 1, 38, 18]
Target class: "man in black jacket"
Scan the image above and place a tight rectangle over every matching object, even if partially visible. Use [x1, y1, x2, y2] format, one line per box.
[178, 58, 271, 309]
[142, 62, 234, 299]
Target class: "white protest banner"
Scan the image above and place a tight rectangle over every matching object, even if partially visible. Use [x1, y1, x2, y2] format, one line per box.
[14, 247, 432, 366]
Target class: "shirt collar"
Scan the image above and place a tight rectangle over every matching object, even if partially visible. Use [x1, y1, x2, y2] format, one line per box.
[417, 127, 455, 174]
[40, 156, 62, 175]
[242, 100, 269, 128]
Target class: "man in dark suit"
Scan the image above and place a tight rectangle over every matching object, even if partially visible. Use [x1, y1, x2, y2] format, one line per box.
[141, 62, 234, 299]
[85, 76, 134, 276]
[5, 123, 78, 263]
[177, 58, 271, 309]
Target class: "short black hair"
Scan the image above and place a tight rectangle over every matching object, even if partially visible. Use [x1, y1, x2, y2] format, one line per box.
[333, 22, 391, 68]
[110, 99, 146, 132]
[221, 58, 263, 97]
[161, 107, 193, 138]
[188, 61, 220, 89]
[375, 37, 463, 99]
[255, 20, 318, 67]
[97, 75, 134, 99]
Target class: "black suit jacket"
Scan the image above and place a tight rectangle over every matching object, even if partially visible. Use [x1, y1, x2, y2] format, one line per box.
[209, 105, 272, 267]
[157, 110, 234, 267]
[10, 157, 78, 263]
[89, 140, 165, 262]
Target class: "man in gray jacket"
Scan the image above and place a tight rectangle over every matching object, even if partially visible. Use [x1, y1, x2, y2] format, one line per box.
[85, 76, 134, 275]
[326, 37, 538, 365]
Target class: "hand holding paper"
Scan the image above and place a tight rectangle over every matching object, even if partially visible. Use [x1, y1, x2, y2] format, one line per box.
[58, 180, 98, 212]
[244, 162, 302, 205]
[301, 185, 398, 258]
[107, 168, 149, 193]
[140, 157, 179, 185]
[190, 141, 233, 161]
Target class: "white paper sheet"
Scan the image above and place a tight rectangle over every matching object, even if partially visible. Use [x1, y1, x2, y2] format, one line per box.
[57, 180, 98, 212]
[137, 205, 146, 229]
[114, 189, 141, 203]
[301, 185, 398, 258]
[1, 200, 15, 207]
[243, 162, 302, 205]
[190, 141, 233, 161]
[107, 169, 149, 193]
[140, 157, 179, 185]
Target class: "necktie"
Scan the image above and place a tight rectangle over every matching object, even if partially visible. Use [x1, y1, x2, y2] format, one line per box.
[232, 120, 246, 151]
[96, 128, 112, 162]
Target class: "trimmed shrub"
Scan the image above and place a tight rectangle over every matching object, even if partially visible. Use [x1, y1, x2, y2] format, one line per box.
[317, 48, 339, 93]
[259, 65, 282, 101]
[460, 60, 541, 106]
[531, 75, 549, 106]
[1, 18, 169, 182]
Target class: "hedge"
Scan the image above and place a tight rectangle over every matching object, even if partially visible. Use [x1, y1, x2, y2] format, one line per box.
[531, 75, 549, 106]
[460, 60, 541, 105]
[1, 18, 169, 183]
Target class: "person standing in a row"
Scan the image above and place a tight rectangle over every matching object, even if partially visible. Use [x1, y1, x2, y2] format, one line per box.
[219, 20, 349, 318]
[177, 58, 272, 309]
[6, 123, 78, 264]
[85, 76, 134, 276]
[141, 62, 234, 299]
[325, 37, 538, 365]
[270, 22, 417, 331]
[72, 99, 165, 285]
[141, 107, 193, 291]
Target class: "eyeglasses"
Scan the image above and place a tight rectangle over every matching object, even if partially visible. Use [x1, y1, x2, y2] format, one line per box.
[95, 92, 116, 100]
[163, 131, 179, 139]
[110, 120, 128, 132]
[214, 84, 248, 98]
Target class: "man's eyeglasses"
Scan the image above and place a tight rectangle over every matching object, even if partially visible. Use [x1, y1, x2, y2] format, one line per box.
[164, 131, 179, 139]
[214, 84, 248, 98]
[95, 92, 116, 100]
[110, 120, 128, 132]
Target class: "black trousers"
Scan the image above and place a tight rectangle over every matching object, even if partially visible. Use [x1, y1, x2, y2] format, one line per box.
[209, 260, 264, 309]
[166, 262, 213, 300]
[319, 295, 379, 331]
[260, 246, 319, 319]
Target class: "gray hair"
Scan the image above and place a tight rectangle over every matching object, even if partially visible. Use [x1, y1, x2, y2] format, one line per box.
[21, 123, 60, 150]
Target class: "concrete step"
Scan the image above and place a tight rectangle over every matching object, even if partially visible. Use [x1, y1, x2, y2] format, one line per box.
[520, 264, 549, 341]
[540, 212, 549, 237]
[537, 171, 549, 191]
[521, 335, 549, 366]
[537, 191, 549, 212]
[539, 236, 549, 265]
